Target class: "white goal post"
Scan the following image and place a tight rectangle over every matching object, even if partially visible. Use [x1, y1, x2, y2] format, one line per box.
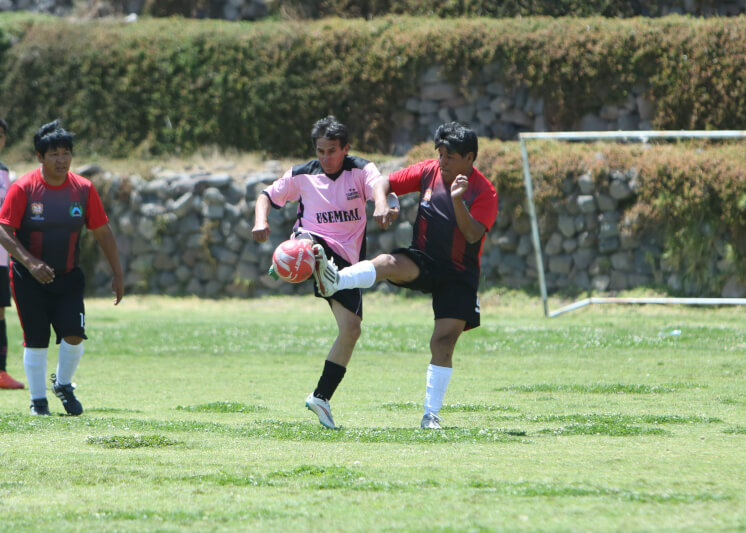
[519, 130, 746, 317]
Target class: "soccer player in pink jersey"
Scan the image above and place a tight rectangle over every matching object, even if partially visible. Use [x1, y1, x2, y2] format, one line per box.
[315, 122, 498, 429]
[0, 120, 124, 416]
[252, 116, 397, 429]
[0, 118, 25, 390]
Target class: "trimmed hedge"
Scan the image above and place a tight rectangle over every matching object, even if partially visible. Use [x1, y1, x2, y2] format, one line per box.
[275, 0, 720, 19]
[0, 14, 744, 160]
[103, 0, 745, 19]
[410, 138, 745, 291]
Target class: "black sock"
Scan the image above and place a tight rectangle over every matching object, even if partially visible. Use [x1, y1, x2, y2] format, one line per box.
[0, 319, 6, 371]
[313, 360, 347, 401]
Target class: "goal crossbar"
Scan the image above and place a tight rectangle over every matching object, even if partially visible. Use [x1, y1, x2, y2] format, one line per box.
[518, 129, 746, 317]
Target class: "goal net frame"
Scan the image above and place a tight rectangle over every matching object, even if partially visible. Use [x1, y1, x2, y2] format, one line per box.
[519, 130, 746, 318]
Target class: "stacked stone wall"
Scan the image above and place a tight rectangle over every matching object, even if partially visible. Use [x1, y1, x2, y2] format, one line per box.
[82, 160, 744, 300]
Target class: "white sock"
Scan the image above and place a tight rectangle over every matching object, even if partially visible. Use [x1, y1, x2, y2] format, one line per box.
[424, 364, 452, 416]
[23, 347, 48, 400]
[56, 341, 84, 385]
[337, 260, 377, 291]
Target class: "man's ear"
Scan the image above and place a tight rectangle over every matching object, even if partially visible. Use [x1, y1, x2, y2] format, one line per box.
[35, 151, 43, 163]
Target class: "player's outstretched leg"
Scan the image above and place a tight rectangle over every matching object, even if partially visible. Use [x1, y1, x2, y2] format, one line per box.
[305, 392, 337, 429]
[311, 245, 339, 297]
[51, 373, 83, 416]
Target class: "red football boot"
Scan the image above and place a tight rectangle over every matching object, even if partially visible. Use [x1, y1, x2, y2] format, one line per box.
[0, 370, 25, 389]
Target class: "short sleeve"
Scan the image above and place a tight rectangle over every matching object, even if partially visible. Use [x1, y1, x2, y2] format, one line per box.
[388, 160, 431, 196]
[0, 183, 28, 229]
[263, 168, 301, 208]
[85, 185, 109, 230]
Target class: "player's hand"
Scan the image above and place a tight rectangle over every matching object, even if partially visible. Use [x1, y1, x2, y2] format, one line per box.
[374, 193, 400, 230]
[252, 223, 270, 243]
[111, 274, 124, 305]
[373, 205, 399, 230]
[29, 260, 55, 284]
[451, 174, 469, 200]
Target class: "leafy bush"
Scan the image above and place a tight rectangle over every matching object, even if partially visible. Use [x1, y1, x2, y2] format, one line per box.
[0, 15, 744, 159]
[258, 0, 742, 19]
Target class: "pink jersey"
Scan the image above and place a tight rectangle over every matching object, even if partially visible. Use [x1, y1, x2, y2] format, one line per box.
[263, 155, 382, 265]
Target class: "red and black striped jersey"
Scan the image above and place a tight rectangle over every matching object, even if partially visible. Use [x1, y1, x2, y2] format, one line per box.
[0, 161, 9, 267]
[0, 168, 108, 274]
[389, 159, 497, 289]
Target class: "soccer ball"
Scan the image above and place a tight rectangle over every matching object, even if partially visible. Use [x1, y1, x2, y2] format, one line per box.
[271, 239, 315, 283]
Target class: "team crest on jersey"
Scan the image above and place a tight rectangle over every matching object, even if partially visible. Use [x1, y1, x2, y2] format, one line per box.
[30, 202, 44, 220]
[69, 202, 83, 217]
[421, 188, 433, 208]
[346, 188, 360, 201]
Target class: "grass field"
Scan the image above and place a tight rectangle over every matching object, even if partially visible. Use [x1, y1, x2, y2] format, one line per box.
[0, 292, 744, 532]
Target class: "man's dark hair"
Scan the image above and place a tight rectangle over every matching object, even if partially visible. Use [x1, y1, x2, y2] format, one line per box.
[34, 120, 74, 156]
[434, 122, 478, 161]
[0, 119, 7, 135]
[311, 115, 349, 149]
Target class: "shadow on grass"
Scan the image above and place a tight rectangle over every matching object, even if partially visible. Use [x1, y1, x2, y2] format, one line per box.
[175, 401, 267, 413]
[496, 383, 703, 394]
[87, 434, 181, 449]
[467, 480, 731, 504]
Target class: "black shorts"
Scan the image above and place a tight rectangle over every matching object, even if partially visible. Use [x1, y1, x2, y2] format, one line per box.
[294, 230, 363, 319]
[10, 262, 87, 348]
[390, 248, 481, 331]
[0, 266, 10, 307]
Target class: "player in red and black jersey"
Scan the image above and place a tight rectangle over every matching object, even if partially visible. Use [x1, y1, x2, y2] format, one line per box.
[0, 118, 25, 390]
[0, 120, 124, 416]
[314, 122, 498, 429]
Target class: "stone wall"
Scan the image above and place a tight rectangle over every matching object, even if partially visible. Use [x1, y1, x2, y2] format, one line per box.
[82, 160, 744, 300]
[390, 66, 657, 155]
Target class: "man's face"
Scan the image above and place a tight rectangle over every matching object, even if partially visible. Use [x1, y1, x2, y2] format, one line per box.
[316, 137, 349, 176]
[37, 146, 72, 182]
[0, 129, 6, 152]
[437, 145, 474, 184]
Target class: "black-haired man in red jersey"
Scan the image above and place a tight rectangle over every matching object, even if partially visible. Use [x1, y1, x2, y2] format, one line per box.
[314, 122, 497, 429]
[0, 120, 124, 416]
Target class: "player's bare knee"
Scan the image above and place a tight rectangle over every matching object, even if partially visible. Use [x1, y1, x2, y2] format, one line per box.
[373, 253, 418, 283]
[371, 253, 396, 271]
[63, 336, 84, 346]
[340, 321, 362, 342]
[430, 330, 460, 353]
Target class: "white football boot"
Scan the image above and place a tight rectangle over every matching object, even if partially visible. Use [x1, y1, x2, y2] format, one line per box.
[311, 244, 340, 297]
[305, 393, 337, 429]
[420, 413, 442, 429]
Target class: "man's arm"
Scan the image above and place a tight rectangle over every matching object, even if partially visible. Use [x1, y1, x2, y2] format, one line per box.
[451, 175, 487, 244]
[372, 178, 399, 230]
[92, 224, 124, 304]
[0, 223, 56, 283]
[252, 193, 272, 242]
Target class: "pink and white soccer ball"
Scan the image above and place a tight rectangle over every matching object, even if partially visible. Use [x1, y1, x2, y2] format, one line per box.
[272, 239, 315, 283]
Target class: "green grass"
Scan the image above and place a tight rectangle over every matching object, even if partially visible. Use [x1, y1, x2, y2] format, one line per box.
[0, 293, 744, 532]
